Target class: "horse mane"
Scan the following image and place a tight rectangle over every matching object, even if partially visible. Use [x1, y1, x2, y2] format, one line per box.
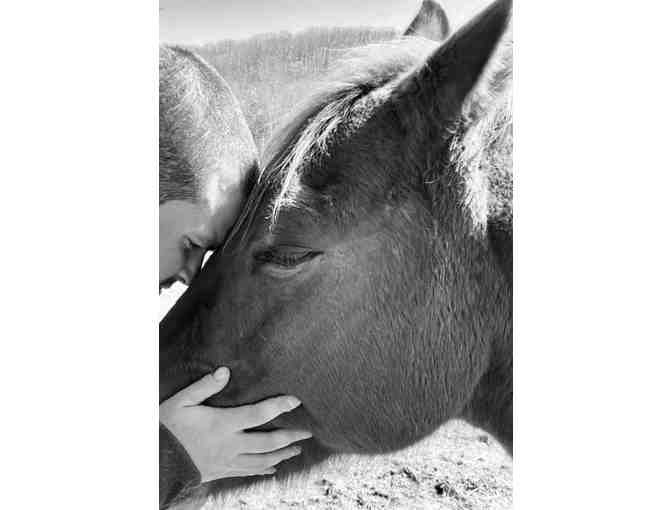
[222, 33, 512, 256]
[452, 37, 512, 229]
[451, 37, 512, 279]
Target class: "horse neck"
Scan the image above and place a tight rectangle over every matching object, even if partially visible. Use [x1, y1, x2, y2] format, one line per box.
[457, 223, 512, 453]
[463, 320, 512, 453]
[430, 188, 512, 453]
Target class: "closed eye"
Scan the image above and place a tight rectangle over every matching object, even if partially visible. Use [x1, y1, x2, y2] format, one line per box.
[182, 237, 201, 256]
[182, 237, 194, 257]
[254, 247, 321, 272]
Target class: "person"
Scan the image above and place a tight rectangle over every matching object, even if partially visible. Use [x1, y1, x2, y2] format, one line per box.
[159, 46, 311, 509]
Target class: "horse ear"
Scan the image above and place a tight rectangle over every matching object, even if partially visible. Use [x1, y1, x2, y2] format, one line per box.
[404, 0, 451, 41]
[394, 0, 511, 132]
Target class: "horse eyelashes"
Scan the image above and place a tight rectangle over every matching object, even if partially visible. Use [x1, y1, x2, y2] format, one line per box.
[255, 248, 320, 268]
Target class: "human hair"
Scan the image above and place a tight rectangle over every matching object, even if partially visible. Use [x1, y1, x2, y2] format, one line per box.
[159, 45, 257, 205]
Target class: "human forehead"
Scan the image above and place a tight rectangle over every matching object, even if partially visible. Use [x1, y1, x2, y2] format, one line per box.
[202, 159, 248, 206]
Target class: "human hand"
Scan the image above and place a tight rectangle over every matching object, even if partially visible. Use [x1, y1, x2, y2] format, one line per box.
[160, 367, 312, 482]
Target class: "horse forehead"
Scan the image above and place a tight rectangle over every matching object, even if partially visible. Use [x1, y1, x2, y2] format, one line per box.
[303, 90, 396, 180]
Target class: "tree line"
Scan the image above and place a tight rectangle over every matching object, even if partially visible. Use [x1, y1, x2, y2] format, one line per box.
[187, 26, 398, 149]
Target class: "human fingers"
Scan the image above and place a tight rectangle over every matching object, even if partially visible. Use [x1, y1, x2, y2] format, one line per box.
[221, 468, 277, 479]
[240, 429, 313, 454]
[236, 445, 303, 470]
[200, 466, 277, 483]
[169, 367, 230, 407]
[229, 395, 302, 429]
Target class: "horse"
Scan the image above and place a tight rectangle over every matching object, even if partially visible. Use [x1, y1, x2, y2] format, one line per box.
[160, 0, 512, 505]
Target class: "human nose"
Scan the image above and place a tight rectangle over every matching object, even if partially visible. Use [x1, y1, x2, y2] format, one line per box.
[178, 249, 206, 286]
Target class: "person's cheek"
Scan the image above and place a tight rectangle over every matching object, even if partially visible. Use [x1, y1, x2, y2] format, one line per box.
[161, 242, 181, 282]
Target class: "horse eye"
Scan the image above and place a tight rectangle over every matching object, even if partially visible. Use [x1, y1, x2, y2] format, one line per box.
[254, 247, 321, 269]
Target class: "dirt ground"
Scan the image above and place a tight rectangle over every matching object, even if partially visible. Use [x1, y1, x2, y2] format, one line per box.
[204, 421, 512, 510]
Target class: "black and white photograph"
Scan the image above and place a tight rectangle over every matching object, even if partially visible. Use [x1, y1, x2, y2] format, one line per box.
[159, 1, 512, 508]
[5, 1, 672, 510]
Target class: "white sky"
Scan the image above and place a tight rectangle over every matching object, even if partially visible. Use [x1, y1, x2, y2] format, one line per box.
[160, 0, 493, 44]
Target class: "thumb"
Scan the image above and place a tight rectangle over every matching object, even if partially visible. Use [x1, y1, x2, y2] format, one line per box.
[172, 367, 230, 407]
